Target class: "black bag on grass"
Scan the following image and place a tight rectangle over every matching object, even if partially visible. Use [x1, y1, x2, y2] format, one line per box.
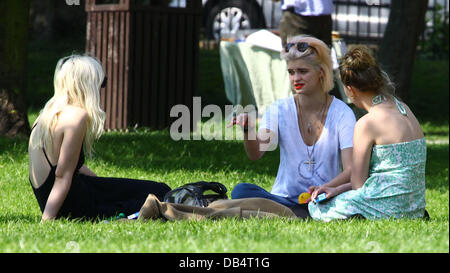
[163, 181, 228, 207]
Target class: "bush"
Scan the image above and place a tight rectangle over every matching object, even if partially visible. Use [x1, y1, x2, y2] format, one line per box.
[418, 4, 449, 60]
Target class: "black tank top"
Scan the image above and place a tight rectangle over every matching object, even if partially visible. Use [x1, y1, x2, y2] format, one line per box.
[30, 124, 85, 213]
[29, 124, 171, 220]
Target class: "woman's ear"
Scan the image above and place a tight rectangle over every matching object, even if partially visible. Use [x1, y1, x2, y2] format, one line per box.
[346, 85, 356, 99]
[319, 68, 325, 79]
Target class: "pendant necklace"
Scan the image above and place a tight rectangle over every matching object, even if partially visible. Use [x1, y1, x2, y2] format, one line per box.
[296, 95, 328, 172]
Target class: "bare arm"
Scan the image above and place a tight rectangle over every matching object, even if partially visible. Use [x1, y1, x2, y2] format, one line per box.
[310, 147, 353, 200]
[228, 113, 277, 161]
[325, 147, 352, 188]
[350, 118, 374, 190]
[78, 165, 97, 176]
[41, 110, 88, 221]
[243, 128, 277, 160]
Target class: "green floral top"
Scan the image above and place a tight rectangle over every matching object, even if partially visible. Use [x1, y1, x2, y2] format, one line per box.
[308, 138, 427, 221]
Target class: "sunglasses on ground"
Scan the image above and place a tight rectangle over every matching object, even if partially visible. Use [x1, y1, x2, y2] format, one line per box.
[285, 42, 311, 53]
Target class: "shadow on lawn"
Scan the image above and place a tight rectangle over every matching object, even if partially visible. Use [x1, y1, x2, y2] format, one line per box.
[92, 131, 280, 178]
[425, 145, 450, 191]
[2, 131, 448, 191]
[92, 131, 449, 191]
[0, 213, 39, 223]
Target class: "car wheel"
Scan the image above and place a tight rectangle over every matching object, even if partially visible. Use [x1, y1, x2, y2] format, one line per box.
[205, 0, 265, 40]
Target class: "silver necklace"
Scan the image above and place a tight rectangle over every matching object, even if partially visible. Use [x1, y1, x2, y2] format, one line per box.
[296, 95, 328, 172]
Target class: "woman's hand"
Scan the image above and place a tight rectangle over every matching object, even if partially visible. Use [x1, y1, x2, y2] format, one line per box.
[308, 186, 319, 195]
[310, 186, 339, 202]
[227, 112, 256, 131]
[228, 112, 269, 161]
[78, 165, 97, 177]
[310, 183, 353, 203]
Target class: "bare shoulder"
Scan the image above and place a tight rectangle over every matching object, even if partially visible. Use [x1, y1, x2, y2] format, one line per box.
[57, 105, 88, 130]
[398, 101, 425, 138]
[401, 101, 418, 119]
[353, 113, 377, 143]
[354, 114, 374, 133]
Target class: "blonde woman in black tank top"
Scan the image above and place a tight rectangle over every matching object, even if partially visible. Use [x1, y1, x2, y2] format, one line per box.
[29, 55, 171, 221]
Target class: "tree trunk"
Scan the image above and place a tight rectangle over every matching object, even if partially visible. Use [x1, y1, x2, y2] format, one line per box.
[378, 0, 428, 102]
[0, 0, 31, 137]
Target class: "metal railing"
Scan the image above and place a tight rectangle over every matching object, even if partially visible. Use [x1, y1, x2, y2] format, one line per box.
[333, 0, 449, 45]
[201, 0, 449, 46]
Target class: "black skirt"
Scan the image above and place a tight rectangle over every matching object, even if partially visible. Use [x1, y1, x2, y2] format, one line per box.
[32, 171, 171, 221]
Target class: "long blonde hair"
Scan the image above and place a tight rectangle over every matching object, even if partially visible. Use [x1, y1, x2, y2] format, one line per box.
[31, 54, 106, 156]
[281, 35, 334, 93]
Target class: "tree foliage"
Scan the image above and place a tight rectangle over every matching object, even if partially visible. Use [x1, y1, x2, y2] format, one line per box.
[378, 0, 429, 102]
[0, 0, 31, 137]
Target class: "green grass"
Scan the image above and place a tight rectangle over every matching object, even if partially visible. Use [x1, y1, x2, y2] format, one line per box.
[0, 37, 447, 253]
[0, 123, 448, 253]
[408, 59, 449, 125]
[1, 215, 447, 253]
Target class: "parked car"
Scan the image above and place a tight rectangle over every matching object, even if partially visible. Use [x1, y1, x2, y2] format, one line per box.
[202, 0, 281, 40]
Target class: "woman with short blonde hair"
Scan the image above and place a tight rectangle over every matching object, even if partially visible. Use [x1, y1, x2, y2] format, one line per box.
[281, 35, 334, 94]
[230, 35, 356, 217]
[29, 54, 171, 221]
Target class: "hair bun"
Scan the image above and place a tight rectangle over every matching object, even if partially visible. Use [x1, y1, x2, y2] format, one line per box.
[344, 46, 377, 71]
[339, 46, 394, 93]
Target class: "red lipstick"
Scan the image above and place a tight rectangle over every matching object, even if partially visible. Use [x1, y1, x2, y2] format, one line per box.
[294, 83, 304, 90]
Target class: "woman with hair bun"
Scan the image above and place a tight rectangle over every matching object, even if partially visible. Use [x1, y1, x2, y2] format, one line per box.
[29, 55, 171, 221]
[308, 46, 428, 221]
[230, 35, 356, 217]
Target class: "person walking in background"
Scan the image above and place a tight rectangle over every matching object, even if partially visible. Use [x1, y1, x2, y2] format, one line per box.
[274, 0, 333, 47]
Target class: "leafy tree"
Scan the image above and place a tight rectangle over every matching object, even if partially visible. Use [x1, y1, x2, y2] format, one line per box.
[378, 0, 429, 102]
[0, 0, 31, 137]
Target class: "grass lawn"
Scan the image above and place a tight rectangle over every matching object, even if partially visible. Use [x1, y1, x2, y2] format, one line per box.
[0, 38, 448, 253]
[0, 123, 448, 253]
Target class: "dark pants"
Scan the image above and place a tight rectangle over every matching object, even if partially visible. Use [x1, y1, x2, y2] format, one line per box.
[57, 174, 171, 220]
[280, 10, 332, 48]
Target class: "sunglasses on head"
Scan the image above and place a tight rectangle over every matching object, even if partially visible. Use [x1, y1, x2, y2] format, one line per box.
[285, 42, 310, 53]
[101, 76, 107, 88]
[60, 56, 73, 66]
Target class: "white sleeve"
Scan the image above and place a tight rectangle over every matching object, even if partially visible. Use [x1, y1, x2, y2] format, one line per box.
[338, 107, 356, 150]
[257, 101, 279, 151]
[258, 100, 279, 134]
